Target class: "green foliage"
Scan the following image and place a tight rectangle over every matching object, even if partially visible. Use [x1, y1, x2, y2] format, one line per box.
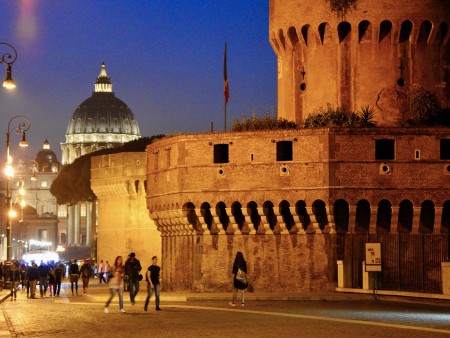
[231, 111, 297, 131]
[300, 104, 376, 128]
[408, 86, 440, 126]
[357, 105, 376, 127]
[325, 0, 357, 19]
[50, 135, 165, 205]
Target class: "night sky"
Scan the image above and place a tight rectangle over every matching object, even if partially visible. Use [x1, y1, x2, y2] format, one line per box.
[0, 0, 276, 158]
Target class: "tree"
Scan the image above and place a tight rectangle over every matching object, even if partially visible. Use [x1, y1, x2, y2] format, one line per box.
[50, 135, 165, 205]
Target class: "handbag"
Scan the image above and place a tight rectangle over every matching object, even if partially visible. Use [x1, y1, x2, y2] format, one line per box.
[235, 268, 248, 285]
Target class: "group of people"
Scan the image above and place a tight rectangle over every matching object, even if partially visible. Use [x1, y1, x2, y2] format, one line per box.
[8, 260, 66, 300]
[3, 250, 248, 311]
[104, 252, 161, 313]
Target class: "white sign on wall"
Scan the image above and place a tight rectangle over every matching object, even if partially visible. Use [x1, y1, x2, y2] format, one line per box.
[365, 242, 382, 272]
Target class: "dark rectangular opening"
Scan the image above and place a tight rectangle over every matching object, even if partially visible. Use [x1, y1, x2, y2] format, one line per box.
[276, 141, 293, 161]
[214, 144, 229, 163]
[441, 139, 450, 160]
[375, 139, 395, 160]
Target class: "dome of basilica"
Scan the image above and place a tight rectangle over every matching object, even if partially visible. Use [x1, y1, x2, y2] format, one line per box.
[61, 62, 141, 164]
[66, 62, 140, 136]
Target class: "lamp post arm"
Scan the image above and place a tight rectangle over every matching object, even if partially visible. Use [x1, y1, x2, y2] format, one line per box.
[0, 42, 17, 66]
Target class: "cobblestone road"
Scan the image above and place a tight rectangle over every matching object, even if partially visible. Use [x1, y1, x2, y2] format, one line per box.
[0, 283, 449, 337]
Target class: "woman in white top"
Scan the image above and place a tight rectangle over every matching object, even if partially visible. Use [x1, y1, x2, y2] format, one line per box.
[104, 256, 125, 313]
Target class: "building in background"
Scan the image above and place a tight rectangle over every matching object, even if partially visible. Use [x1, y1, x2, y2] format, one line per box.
[0, 140, 61, 260]
[60, 62, 141, 259]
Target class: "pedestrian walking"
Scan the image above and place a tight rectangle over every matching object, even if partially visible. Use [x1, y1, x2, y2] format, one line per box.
[230, 251, 248, 307]
[68, 259, 80, 296]
[144, 256, 162, 311]
[98, 260, 104, 283]
[80, 259, 92, 293]
[48, 266, 55, 298]
[27, 262, 39, 299]
[104, 260, 110, 282]
[9, 261, 20, 301]
[104, 256, 126, 314]
[124, 252, 142, 305]
[38, 261, 49, 297]
[53, 262, 64, 296]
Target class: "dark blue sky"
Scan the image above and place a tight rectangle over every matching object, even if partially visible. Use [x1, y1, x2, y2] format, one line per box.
[0, 0, 277, 157]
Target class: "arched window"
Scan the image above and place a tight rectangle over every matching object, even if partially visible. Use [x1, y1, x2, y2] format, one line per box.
[358, 20, 371, 42]
[399, 20, 413, 43]
[279, 200, 295, 231]
[334, 199, 349, 233]
[419, 200, 435, 233]
[295, 200, 310, 231]
[398, 200, 413, 233]
[376, 200, 392, 233]
[355, 200, 370, 232]
[200, 202, 213, 231]
[442, 200, 450, 233]
[216, 202, 229, 231]
[231, 202, 245, 231]
[312, 200, 328, 231]
[417, 20, 432, 44]
[379, 20, 392, 43]
[338, 21, 351, 43]
[247, 201, 260, 231]
[263, 201, 277, 231]
[288, 26, 299, 47]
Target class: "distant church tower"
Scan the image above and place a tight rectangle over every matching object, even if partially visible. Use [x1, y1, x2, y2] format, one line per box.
[60, 62, 141, 257]
[269, 0, 450, 125]
[61, 62, 141, 164]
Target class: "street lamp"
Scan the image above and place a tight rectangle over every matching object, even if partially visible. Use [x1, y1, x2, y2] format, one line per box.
[0, 42, 17, 89]
[5, 115, 30, 270]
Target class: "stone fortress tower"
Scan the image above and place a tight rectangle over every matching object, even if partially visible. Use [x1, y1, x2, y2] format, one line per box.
[270, 0, 450, 125]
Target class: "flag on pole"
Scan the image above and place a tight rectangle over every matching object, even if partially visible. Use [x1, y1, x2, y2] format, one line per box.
[224, 43, 229, 103]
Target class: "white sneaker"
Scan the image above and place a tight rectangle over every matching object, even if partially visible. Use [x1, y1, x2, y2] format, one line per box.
[120, 308, 126, 313]
[104, 307, 108, 313]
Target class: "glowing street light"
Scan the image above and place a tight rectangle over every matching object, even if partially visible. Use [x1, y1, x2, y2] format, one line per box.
[4, 115, 31, 268]
[0, 42, 17, 89]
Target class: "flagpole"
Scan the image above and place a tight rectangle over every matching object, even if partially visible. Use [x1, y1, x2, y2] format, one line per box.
[224, 99, 227, 132]
[223, 42, 229, 132]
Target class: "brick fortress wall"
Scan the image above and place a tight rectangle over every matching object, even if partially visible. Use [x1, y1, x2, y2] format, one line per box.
[146, 129, 450, 292]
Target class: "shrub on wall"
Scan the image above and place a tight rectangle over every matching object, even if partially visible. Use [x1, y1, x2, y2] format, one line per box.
[300, 104, 376, 128]
[325, 0, 357, 19]
[408, 86, 440, 126]
[231, 111, 297, 131]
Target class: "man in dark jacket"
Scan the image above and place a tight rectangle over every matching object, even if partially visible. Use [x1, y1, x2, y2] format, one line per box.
[27, 262, 39, 299]
[124, 252, 142, 305]
[53, 263, 64, 296]
[38, 262, 50, 297]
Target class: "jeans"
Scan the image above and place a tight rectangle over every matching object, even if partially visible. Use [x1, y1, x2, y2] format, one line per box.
[145, 283, 160, 309]
[29, 280, 37, 297]
[10, 280, 18, 298]
[39, 276, 48, 295]
[128, 278, 139, 302]
[54, 279, 61, 296]
[105, 287, 123, 309]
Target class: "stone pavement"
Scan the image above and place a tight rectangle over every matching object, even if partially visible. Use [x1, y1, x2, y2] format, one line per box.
[0, 281, 445, 337]
[0, 281, 371, 337]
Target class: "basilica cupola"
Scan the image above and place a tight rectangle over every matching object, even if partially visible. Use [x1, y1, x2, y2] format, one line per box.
[62, 62, 141, 164]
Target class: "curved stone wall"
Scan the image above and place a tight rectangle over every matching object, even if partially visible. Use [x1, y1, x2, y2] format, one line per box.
[269, 0, 450, 124]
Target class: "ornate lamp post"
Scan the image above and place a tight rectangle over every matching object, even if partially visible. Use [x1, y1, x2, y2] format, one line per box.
[5, 115, 30, 268]
[0, 42, 17, 89]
